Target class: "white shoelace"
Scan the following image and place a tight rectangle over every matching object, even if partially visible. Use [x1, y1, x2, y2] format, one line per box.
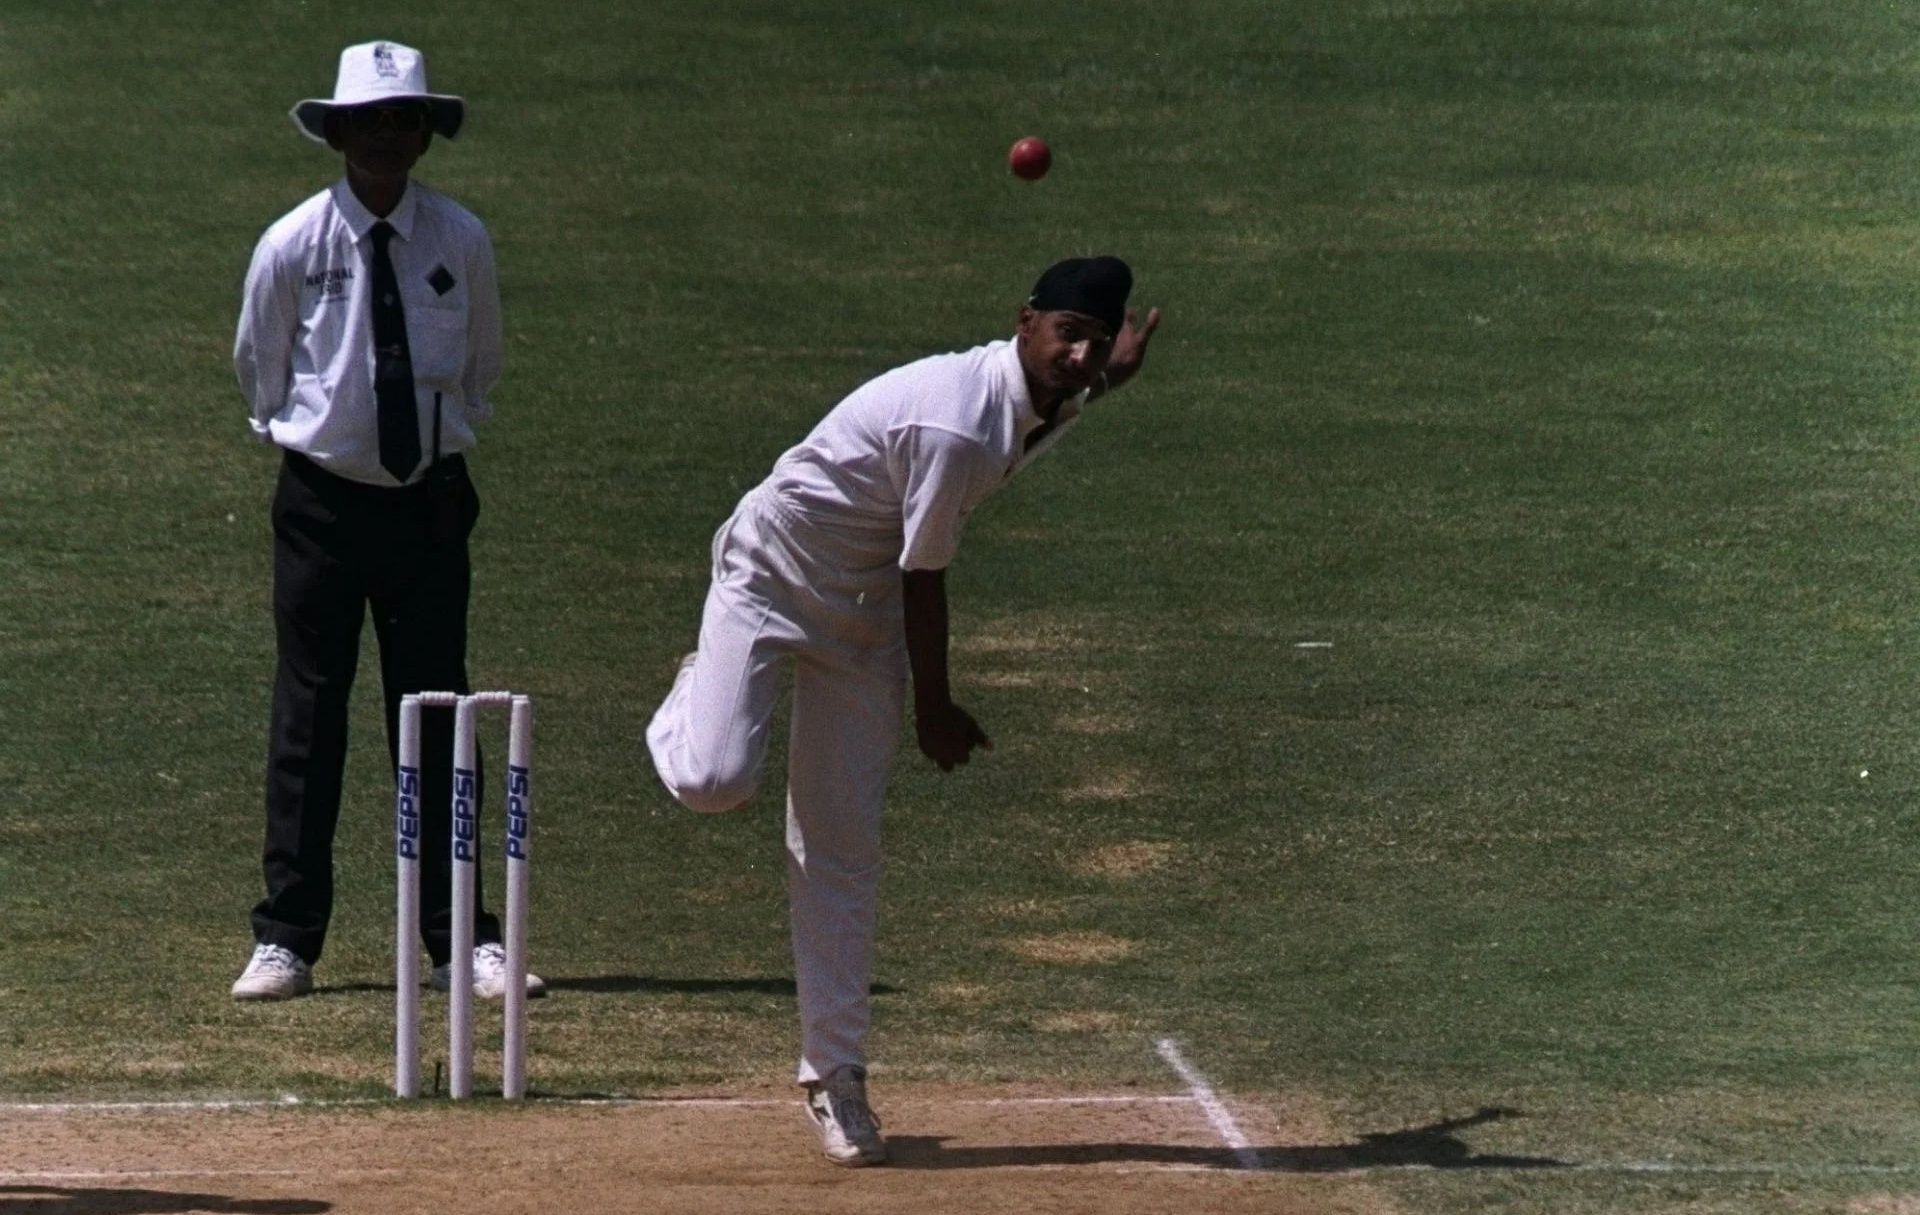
[251, 945, 304, 976]
[818, 1076, 881, 1137]
[834, 1095, 879, 1137]
[471, 942, 507, 978]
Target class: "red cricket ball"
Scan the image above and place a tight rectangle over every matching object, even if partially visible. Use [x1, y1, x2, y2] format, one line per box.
[1008, 136, 1051, 181]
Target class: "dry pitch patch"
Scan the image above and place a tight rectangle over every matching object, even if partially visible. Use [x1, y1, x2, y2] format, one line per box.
[0, 1085, 1398, 1215]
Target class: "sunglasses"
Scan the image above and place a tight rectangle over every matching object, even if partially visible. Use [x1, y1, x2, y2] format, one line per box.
[341, 104, 430, 135]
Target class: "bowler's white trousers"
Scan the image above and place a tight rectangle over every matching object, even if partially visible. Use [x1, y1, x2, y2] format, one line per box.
[646, 485, 908, 1084]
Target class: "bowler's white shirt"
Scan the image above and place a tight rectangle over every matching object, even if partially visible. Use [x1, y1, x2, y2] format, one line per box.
[235, 179, 503, 487]
[763, 339, 1084, 573]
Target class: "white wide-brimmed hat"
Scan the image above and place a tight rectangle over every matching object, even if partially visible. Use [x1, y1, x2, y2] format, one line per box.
[291, 41, 465, 144]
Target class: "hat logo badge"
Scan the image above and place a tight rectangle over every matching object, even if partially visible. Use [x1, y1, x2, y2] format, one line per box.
[373, 43, 399, 78]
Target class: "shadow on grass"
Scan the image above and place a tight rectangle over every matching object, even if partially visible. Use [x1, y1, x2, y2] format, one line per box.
[889, 1108, 1568, 1173]
[0, 1187, 327, 1213]
[540, 976, 900, 997]
[309, 976, 898, 997]
[307, 983, 393, 997]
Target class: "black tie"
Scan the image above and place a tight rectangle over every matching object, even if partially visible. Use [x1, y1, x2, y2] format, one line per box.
[369, 221, 422, 484]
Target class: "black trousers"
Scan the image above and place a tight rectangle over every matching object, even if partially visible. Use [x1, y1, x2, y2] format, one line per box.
[253, 450, 501, 967]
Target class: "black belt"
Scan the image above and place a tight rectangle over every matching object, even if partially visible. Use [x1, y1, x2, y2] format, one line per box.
[283, 449, 465, 499]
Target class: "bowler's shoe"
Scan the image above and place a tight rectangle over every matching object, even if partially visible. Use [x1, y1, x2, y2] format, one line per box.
[805, 1065, 887, 1167]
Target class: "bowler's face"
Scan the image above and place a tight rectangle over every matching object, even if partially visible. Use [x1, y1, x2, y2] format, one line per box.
[1017, 307, 1115, 400]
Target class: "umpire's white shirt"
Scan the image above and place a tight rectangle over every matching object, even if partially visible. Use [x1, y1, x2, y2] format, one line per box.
[761, 339, 1082, 574]
[234, 180, 503, 487]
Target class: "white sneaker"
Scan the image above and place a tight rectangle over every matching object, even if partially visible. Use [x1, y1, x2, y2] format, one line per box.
[430, 943, 546, 999]
[804, 1065, 886, 1167]
[230, 944, 313, 1001]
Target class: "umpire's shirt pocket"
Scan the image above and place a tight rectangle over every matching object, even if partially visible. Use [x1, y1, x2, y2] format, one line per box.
[408, 302, 469, 387]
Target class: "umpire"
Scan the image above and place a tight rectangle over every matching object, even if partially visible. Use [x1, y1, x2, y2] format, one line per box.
[230, 42, 538, 1002]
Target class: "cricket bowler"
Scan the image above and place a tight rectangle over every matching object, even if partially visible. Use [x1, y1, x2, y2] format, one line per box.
[647, 256, 1162, 1165]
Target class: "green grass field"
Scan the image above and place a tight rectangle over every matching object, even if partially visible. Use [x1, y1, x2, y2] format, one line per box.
[5, 0, 1920, 1209]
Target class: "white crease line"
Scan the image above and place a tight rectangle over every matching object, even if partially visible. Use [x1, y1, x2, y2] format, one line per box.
[13, 1162, 1913, 1182]
[0, 1169, 400, 1181]
[0, 1097, 367, 1114]
[1154, 1037, 1262, 1170]
[957, 1096, 1195, 1106]
[561, 1097, 791, 1108]
[1296, 1161, 1920, 1178]
[1581, 1162, 1920, 1177]
[573, 1095, 1195, 1108]
[0, 1093, 1192, 1115]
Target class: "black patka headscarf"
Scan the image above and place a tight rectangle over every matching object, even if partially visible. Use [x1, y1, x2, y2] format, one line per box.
[1027, 256, 1132, 334]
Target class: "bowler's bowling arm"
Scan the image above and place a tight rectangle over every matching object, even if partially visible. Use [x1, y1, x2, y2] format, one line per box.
[1086, 305, 1163, 403]
[902, 568, 991, 770]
